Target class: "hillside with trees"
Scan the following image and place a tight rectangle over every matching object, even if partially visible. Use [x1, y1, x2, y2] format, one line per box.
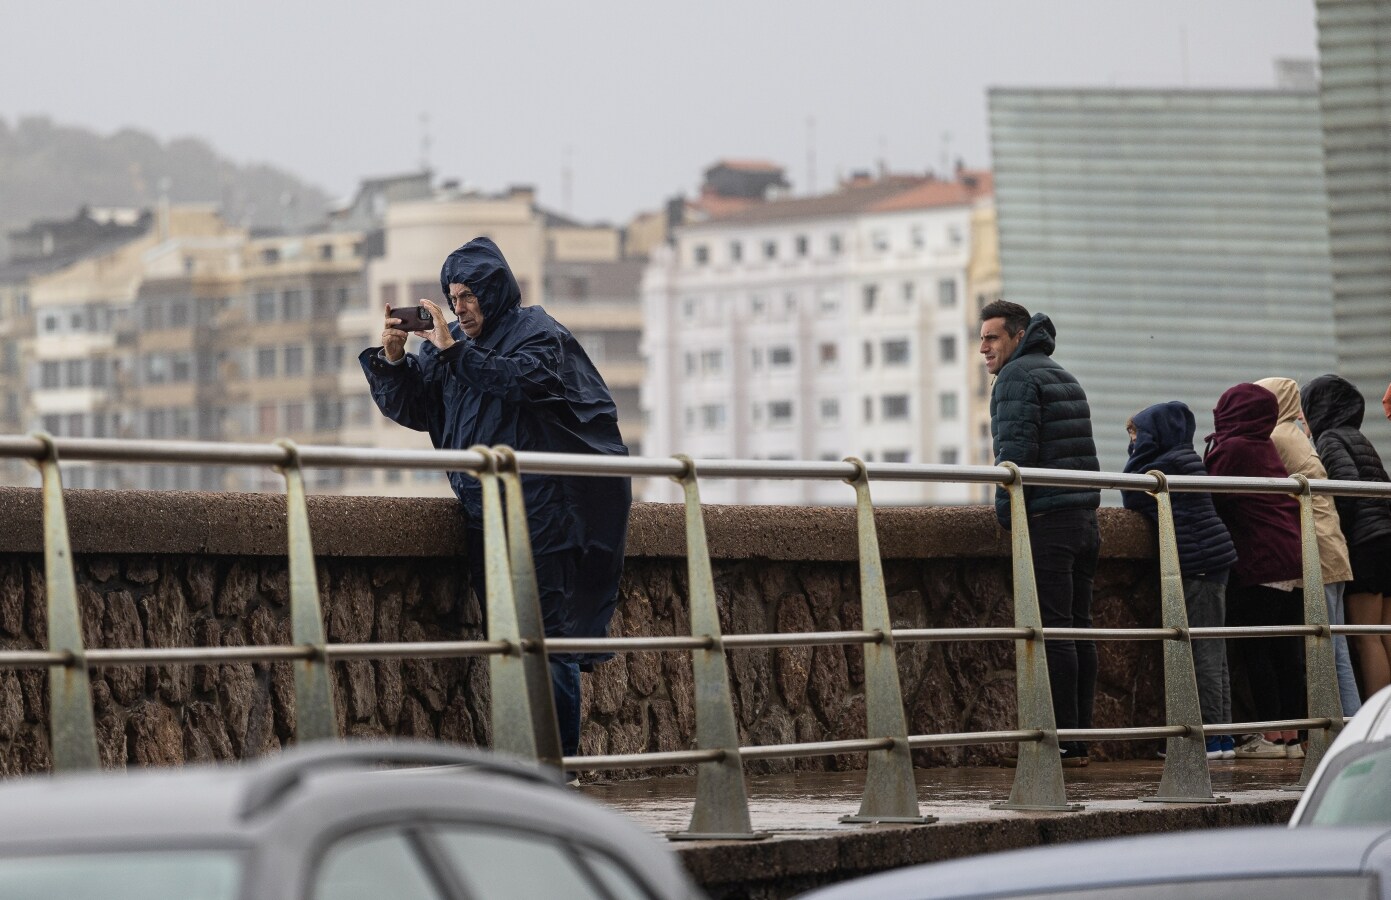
[0, 116, 331, 259]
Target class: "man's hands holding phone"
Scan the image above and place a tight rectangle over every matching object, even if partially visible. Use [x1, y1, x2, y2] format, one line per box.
[383, 299, 456, 362]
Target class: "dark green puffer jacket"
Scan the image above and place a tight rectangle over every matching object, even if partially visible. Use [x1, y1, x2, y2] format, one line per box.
[990, 313, 1100, 527]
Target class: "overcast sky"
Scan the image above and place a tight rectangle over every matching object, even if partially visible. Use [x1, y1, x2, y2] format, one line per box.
[2, 0, 1317, 224]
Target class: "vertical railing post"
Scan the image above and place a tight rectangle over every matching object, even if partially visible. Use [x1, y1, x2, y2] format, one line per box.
[1293, 474, 1342, 787]
[491, 446, 563, 769]
[839, 459, 934, 825]
[32, 434, 100, 772]
[276, 441, 337, 743]
[991, 462, 1081, 812]
[669, 456, 763, 841]
[1143, 472, 1227, 804]
[470, 446, 547, 763]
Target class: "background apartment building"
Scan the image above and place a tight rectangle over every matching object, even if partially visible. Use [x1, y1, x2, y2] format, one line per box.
[989, 87, 1339, 473]
[1316, 0, 1391, 453]
[641, 168, 993, 506]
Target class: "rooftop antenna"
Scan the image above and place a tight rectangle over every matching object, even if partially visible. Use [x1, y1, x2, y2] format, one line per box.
[419, 112, 433, 172]
[806, 116, 817, 195]
[939, 131, 952, 178]
[877, 134, 888, 177]
[562, 144, 573, 215]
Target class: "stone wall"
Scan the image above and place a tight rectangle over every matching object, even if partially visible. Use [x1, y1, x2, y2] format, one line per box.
[0, 488, 1163, 773]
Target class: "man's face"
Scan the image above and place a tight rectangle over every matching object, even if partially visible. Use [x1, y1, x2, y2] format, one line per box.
[448, 283, 484, 338]
[979, 317, 1023, 375]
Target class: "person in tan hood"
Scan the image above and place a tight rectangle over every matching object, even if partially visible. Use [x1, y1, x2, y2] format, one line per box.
[1254, 377, 1360, 717]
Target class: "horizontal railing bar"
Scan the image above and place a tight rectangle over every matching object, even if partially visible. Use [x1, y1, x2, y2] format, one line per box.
[908, 729, 1044, 748]
[741, 737, 895, 760]
[1332, 625, 1391, 635]
[1047, 628, 1181, 640]
[2, 436, 1386, 500]
[565, 749, 725, 771]
[543, 636, 714, 653]
[723, 631, 883, 649]
[895, 628, 1034, 642]
[1060, 726, 1190, 740]
[324, 641, 513, 660]
[1190, 626, 1323, 638]
[1203, 718, 1332, 735]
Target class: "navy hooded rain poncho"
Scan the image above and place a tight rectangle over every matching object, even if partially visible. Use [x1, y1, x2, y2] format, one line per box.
[359, 237, 631, 668]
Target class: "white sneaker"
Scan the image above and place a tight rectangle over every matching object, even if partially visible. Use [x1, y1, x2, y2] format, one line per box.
[1286, 742, 1305, 760]
[1234, 736, 1286, 760]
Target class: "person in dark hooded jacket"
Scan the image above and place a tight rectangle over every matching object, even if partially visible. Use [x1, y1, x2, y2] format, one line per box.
[1204, 383, 1306, 759]
[980, 300, 1100, 765]
[1301, 373, 1391, 699]
[1122, 401, 1238, 757]
[360, 236, 632, 759]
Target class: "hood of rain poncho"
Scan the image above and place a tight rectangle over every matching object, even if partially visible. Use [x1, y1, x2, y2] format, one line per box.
[1301, 373, 1366, 437]
[439, 237, 521, 339]
[1123, 401, 1195, 474]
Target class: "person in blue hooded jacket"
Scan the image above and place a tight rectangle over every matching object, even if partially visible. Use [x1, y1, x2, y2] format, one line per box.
[360, 236, 632, 759]
[1122, 401, 1238, 759]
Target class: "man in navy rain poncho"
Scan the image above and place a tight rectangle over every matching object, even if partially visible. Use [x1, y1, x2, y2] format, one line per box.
[360, 236, 631, 758]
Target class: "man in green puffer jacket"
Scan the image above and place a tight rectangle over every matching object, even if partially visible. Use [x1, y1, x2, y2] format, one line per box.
[980, 300, 1101, 765]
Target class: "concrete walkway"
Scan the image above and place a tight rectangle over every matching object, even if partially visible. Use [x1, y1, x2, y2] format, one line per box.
[580, 759, 1306, 899]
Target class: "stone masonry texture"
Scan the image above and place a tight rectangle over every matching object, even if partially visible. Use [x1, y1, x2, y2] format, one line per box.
[0, 488, 1162, 774]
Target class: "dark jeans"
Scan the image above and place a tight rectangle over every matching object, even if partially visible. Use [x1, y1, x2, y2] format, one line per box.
[1184, 576, 1232, 726]
[1226, 584, 1306, 726]
[466, 530, 583, 758]
[1028, 508, 1101, 753]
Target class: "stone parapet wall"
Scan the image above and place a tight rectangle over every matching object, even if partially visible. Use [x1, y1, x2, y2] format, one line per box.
[0, 488, 1162, 773]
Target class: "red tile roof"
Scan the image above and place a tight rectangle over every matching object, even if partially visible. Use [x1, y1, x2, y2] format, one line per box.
[692, 172, 991, 226]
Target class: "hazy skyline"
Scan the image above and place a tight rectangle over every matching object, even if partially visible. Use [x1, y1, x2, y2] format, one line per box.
[2, 0, 1317, 224]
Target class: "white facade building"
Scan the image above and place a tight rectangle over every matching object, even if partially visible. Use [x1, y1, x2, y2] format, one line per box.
[641, 174, 991, 506]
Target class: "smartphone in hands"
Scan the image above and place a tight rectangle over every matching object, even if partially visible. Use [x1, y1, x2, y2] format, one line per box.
[389, 305, 434, 333]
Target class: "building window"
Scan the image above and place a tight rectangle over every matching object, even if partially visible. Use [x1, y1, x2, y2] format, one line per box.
[863, 341, 873, 367]
[882, 339, 910, 366]
[261, 247, 280, 265]
[169, 299, 189, 327]
[699, 349, 724, 374]
[870, 230, 889, 252]
[795, 235, 809, 256]
[64, 359, 84, 387]
[863, 396, 873, 423]
[817, 289, 840, 315]
[882, 394, 910, 421]
[256, 347, 277, 378]
[939, 391, 959, 420]
[938, 278, 957, 308]
[749, 294, 766, 316]
[763, 239, 777, 260]
[257, 402, 276, 434]
[319, 244, 334, 261]
[682, 298, 697, 320]
[729, 241, 743, 263]
[939, 335, 957, 363]
[282, 290, 305, 321]
[284, 345, 305, 377]
[380, 284, 398, 308]
[862, 284, 878, 311]
[911, 225, 925, 248]
[684, 352, 695, 376]
[829, 234, 843, 254]
[902, 281, 915, 303]
[783, 292, 797, 313]
[768, 400, 794, 424]
[940, 447, 960, 465]
[751, 347, 763, 370]
[314, 399, 343, 431]
[255, 291, 277, 322]
[819, 342, 838, 366]
[819, 398, 840, 423]
[171, 353, 192, 383]
[769, 346, 793, 367]
[283, 402, 306, 432]
[693, 244, 709, 265]
[884, 450, 910, 463]
[336, 287, 353, 311]
[700, 404, 726, 430]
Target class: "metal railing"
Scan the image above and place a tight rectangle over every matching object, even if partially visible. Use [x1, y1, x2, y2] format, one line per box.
[4, 433, 1391, 838]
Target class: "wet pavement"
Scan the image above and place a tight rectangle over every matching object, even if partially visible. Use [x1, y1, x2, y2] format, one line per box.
[580, 757, 1307, 835]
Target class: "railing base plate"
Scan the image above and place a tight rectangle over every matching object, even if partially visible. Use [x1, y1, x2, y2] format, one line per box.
[1141, 795, 1230, 805]
[839, 814, 938, 825]
[990, 801, 1085, 812]
[667, 831, 768, 842]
